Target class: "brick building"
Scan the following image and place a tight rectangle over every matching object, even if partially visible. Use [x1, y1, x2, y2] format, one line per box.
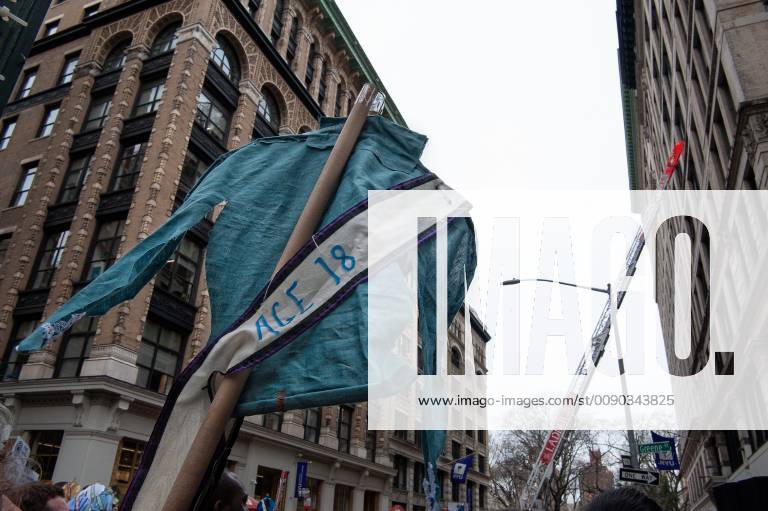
[617, 0, 768, 509]
[0, 0, 491, 509]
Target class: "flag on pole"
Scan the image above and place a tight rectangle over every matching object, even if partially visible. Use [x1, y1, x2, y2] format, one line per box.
[651, 431, 680, 470]
[450, 454, 475, 484]
[17, 116, 475, 510]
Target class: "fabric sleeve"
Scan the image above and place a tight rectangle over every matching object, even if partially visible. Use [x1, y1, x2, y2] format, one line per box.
[17, 151, 235, 353]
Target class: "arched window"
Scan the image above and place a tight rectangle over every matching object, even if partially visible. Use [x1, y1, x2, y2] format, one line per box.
[317, 60, 327, 106]
[286, 17, 299, 65]
[150, 22, 181, 56]
[271, 0, 285, 43]
[247, 0, 260, 17]
[210, 35, 240, 83]
[450, 346, 463, 371]
[334, 80, 345, 116]
[102, 40, 129, 73]
[256, 88, 281, 135]
[304, 43, 316, 86]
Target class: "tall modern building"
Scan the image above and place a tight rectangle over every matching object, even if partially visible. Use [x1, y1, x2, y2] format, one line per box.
[617, 0, 768, 509]
[0, 0, 491, 509]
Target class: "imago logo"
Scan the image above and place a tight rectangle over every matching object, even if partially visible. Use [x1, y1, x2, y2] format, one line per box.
[367, 189, 768, 431]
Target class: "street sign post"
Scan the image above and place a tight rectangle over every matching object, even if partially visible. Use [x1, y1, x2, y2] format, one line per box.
[619, 468, 660, 486]
[638, 441, 672, 455]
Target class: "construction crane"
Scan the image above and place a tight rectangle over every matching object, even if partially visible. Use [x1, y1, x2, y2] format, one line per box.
[520, 141, 685, 510]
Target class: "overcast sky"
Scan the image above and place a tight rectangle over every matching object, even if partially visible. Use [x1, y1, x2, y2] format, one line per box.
[336, 0, 630, 191]
[337, 0, 645, 341]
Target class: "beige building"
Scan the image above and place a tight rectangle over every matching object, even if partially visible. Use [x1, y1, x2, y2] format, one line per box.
[0, 0, 490, 509]
[618, 0, 768, 509]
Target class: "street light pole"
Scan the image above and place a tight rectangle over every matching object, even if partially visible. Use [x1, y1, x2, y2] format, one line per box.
[502, 277, 640, 467]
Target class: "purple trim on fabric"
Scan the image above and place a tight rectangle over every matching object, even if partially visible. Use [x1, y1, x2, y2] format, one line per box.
[204, 172, 437, 344]
[229, 211, 453, 375]
[121, 173, 438, 510]
[227, 269, 370, 374]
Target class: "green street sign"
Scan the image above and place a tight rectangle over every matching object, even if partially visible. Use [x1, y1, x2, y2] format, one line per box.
[639, 441, 672, 454]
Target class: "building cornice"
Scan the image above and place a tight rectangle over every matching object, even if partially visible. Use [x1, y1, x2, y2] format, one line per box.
[239, 422, 396, 477]
[315, 0, 406, 126]
[0, 376, 396, 477]
[615, 0, 639, 189]
[0, 376, 167, 409]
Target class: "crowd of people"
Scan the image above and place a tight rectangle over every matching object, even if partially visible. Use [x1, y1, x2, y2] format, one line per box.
[1, 481, 116, 511]
[0, 472, 279, 511]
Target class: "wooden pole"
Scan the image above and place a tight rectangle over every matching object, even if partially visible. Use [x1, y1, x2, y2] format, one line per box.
[160, 84, 379, 511]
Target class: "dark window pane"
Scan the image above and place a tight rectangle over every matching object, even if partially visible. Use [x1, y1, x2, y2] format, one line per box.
[17, 68, 37, 99]
[156, 237, 202, 303]
[1, 319, 38, 380]
[271, 0, 284, 43]
[305, 44, 315, 86]
[133, 80, 165, 116]
[82, 95, 112, 132]
[256, 89, 281, 134]
[44, 20, 59, 37]
[265, 412, 283, 431]
[136, 320, 186, 394]
[365, 430, 376, 461]
[29, 430, 63, 480]
[109, 142, 146, 192]
[58, 52, 80, 85]
[29, 230, 69, 290]
[38, 104, 60, 138]
[103, 41, 129, 73]
[10, 163, 37, 207]
[150, 22, 180, 56]
[55, 315, 97, 378]
[317, 61, 327, 106]
[304, 407, 321, 443]
[58, 154, 91, 203]
[286, 17, 299, 65]
[0, 118, 17, 149]
[337, 405, 353, 453]
[110, 438, 145, 496]
[210, 36, 240, 83]
[195, 90, 231, 143]
[84, 219, 124, 281]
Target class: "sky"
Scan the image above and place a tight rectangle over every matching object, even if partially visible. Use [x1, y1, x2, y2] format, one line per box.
[338, 0, 636, 327]
[336, 0, 631, 191]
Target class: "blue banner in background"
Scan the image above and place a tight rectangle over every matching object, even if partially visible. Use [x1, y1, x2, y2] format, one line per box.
[466, 484, 473, 511]
[294, 460, 309, 498]
[450, 454, 474, 484]
[651, 431, 680, 470]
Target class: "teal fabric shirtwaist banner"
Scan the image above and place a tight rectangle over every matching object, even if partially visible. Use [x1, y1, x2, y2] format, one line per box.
[18, 116, 477, 510]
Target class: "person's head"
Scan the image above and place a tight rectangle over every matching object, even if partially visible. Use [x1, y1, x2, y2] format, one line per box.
[586, 487, 663, 511]
[4, 482, 67, 511]
[208, 471, 247, 511]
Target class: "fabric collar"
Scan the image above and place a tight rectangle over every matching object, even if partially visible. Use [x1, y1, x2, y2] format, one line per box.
[314, 115, 428, 164]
